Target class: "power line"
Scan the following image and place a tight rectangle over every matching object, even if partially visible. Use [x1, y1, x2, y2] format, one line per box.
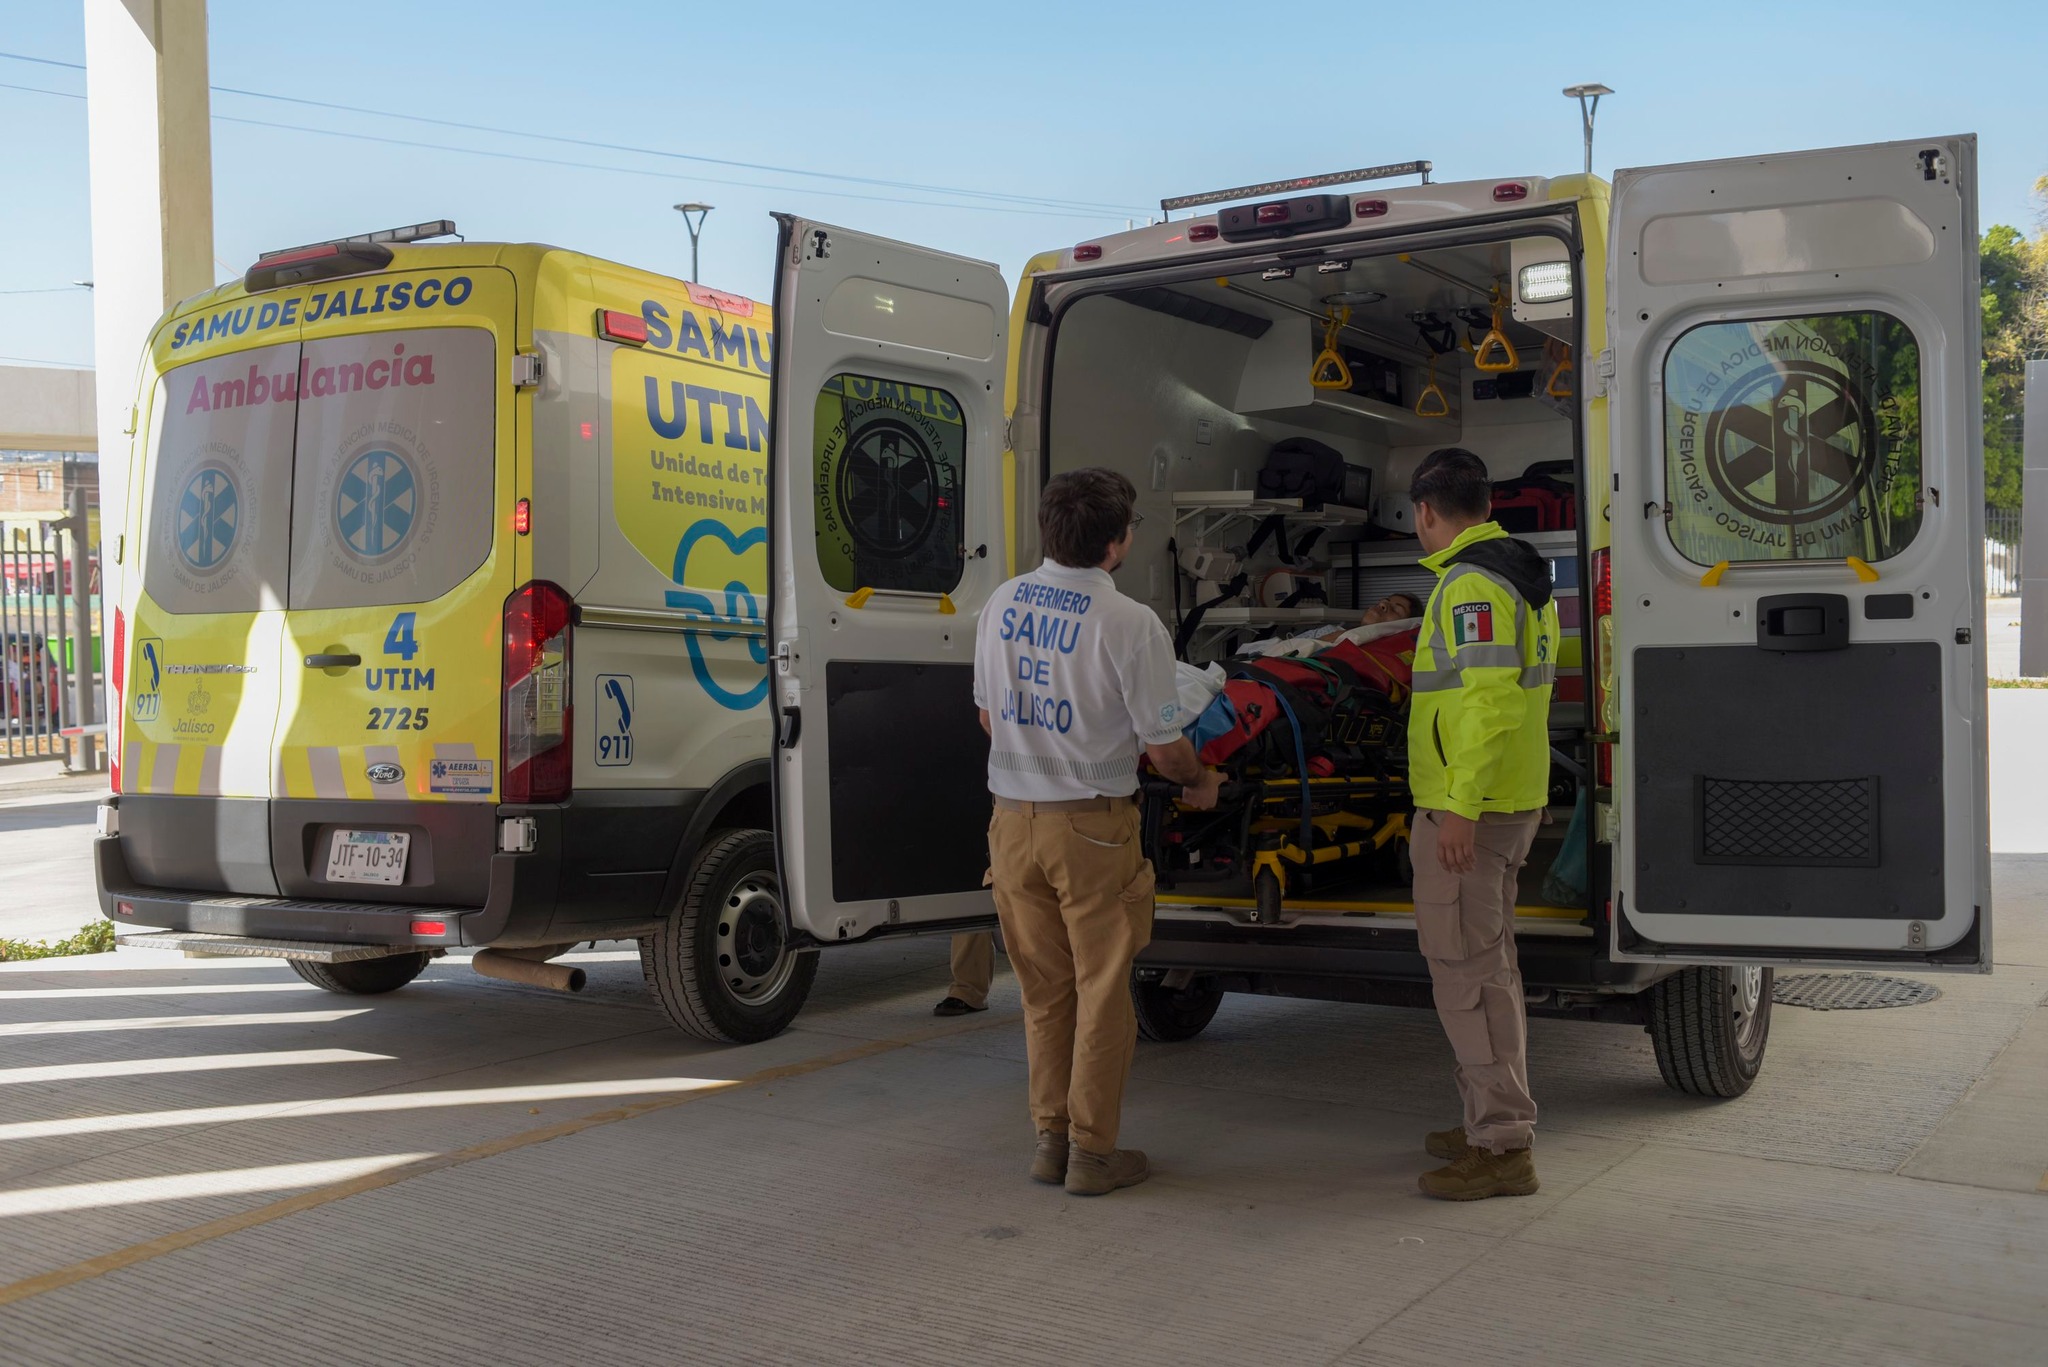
[0, 49, 1146, 217]
[0, 80, 1121, 222]
[0, 355, 93, 369]
[0, 287, 87, 296]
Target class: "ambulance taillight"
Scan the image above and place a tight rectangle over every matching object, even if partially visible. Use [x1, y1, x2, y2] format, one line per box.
[1590, 549, 1614, 790]
[502, 582, 574, 804]
[108, 608, 125, 793]
[243, 241, 394, 293]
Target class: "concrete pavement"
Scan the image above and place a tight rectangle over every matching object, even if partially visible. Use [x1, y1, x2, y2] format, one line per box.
[0, 696, 2041, 1362]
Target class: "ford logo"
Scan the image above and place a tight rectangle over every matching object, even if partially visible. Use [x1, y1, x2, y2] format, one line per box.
[366, 763, 405, 785]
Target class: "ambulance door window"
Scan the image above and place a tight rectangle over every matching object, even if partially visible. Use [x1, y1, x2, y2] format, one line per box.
[144, 341, 299, 614]
[812, 373, 967, 595]
[1662, 311, 1923, 566]
[286, 328, 497, 610]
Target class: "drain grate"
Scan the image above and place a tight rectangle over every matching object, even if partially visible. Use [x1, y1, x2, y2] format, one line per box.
[1772, 972, 1941, 1011]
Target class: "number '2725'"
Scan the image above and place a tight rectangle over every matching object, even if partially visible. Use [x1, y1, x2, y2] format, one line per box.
[365, 706, 430, 731]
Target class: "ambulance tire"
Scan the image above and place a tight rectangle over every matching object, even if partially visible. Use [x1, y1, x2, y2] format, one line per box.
[1648, 964, 1773, 1098]
[642, 828, 817, 1044]
[288, 952, 431, 995]
[1131, 970, 1224, 1043]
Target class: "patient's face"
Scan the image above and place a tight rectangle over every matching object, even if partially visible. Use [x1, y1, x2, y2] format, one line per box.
[1361, 595, 1419, 625]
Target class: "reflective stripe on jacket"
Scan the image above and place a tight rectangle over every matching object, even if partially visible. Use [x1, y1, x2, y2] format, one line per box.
[1408, 522, 1561, 819]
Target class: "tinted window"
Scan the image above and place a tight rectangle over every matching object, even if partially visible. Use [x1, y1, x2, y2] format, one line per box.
[1663, 312, 1922, 565]
[143, 342, 298, 614]
[812, 374, 965, 595]
[288, 328, 496, 610]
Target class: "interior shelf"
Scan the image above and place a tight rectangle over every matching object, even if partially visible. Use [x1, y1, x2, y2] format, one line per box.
[1170, 491, 1372, 542]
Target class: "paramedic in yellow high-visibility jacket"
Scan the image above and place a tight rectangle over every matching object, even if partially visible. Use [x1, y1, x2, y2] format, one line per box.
[1403, 447, 1561, 1202]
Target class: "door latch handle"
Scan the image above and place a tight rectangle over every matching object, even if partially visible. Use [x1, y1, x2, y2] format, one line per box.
[304, 653, 361, 669]
[778, 706, 801, 750]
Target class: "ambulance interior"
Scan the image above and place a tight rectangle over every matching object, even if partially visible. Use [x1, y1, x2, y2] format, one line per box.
[1040, 233, 1591, 920]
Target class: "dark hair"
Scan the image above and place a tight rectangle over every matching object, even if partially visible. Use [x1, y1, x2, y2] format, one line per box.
[1387, 591, 1422, 618]
[1408, 447, 1493, 522]
[1040, 467, 1137, 568]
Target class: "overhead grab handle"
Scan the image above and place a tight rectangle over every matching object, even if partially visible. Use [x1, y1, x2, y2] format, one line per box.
[1473, 286, 1519, 373]
[1414, 353, 1451, 419]
[1545, 339, 1575, 399]
[1311, 306, 1353, 391]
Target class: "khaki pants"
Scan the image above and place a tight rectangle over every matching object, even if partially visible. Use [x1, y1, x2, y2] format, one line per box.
[988, 798, 1155, 1154]
[948, 932, 995, 1008]
[1410, 808, 1543, 1154]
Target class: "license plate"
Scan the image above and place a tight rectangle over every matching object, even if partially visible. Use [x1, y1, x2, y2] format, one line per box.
[326, 829, 411, 885]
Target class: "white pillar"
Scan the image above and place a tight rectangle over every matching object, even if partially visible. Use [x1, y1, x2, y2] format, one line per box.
[83, 0, 213, 590]
[2022, 360, 2047, 678]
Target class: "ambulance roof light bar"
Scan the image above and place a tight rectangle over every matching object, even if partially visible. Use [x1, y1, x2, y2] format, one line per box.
[257, 220, 460, 261]
[1161, 162, 1431, 214]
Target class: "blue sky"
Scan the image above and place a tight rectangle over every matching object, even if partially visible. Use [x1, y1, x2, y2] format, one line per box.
[3, 0, 2043, 372]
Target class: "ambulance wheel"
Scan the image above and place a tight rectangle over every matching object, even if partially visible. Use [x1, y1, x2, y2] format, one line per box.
[1131, 970, 1224, 1042]
[289, 952, 431, 995]
[643, 828, 818, 1044]
[1648, 965, 1773, 1098]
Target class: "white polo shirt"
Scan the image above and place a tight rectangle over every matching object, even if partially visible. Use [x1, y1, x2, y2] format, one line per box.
[973, 559, 1184, 801]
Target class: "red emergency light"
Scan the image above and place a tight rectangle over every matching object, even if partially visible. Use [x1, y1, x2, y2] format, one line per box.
[409, 919, 447, 937]
[1187, 224, 1220, 242]
[514, 499, 532, 536]
[597, 309, 649, 345]
[1492, 182, 1530, 202]
[1073, 244, 1104, 261]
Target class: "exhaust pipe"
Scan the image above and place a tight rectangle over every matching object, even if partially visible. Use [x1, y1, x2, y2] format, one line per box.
[471, 949, 586, 994]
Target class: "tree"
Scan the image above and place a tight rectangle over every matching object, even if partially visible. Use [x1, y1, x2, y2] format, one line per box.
[1980, 177, 2048, 510]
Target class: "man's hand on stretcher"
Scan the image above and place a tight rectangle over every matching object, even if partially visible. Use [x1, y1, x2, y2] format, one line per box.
[1147, 738, 1224, 811]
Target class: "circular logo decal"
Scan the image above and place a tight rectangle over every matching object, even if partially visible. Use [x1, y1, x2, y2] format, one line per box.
[1704, 360, 1874, 527]
[176, 465, 241, 573]
[835, 417, 939, 559]
[334, 448, 419, 564]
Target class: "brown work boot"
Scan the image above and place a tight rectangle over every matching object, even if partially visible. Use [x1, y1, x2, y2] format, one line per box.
[1031, 1130, 1069, 1185]
[1425, 1126, 1475, 1161]
[1417, 1145, 1539, 1201]
[1064, 1143, 1150, 1196]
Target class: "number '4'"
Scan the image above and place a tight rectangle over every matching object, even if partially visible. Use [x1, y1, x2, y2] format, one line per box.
[384, 612, 420, 662]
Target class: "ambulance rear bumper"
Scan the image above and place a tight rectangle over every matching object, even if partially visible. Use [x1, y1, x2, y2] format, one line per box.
[95, 832, 561, 949]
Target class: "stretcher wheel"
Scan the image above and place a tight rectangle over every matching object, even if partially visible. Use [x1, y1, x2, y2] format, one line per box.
[1253, 868, 1283, 924]
[1131, 971, 1224, 1042]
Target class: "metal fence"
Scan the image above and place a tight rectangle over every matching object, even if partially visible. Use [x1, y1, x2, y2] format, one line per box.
[1987, 506, 2023, 597]
[1, 509, 99, 765]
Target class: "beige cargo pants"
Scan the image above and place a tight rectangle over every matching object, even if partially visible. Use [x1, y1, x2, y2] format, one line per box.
[1410, 808, 1543, 1154]
[947, 932, 995, 1009]
[988, 795, 1155, 1155]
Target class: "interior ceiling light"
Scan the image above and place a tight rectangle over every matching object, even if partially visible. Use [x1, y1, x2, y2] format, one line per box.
[1323, 289, 1386, 307]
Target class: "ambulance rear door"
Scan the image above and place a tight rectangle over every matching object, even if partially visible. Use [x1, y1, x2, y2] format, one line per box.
[767, 217, 1008, 943]
[1607, 135, 1990, 969]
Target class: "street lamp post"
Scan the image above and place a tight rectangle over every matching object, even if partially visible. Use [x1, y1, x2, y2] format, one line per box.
[673, 203, 714, 283]
[1562, 83, 1614, 178]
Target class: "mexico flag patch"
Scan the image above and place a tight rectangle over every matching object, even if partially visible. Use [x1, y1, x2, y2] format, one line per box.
[1451, 601, 1494, 646]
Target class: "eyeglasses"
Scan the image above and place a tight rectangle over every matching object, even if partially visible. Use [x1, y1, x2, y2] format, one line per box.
[1128, 512, 1145, 531]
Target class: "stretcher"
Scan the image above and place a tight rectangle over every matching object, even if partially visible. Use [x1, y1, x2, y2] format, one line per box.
[1148, 631, 1419, 923]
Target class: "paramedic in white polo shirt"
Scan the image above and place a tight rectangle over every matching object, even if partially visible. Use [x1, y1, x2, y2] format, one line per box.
[973, 467, 1223, 1197]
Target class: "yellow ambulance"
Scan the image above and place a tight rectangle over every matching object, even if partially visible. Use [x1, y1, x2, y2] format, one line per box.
[97, 223, 816, 1041]
[762, 135, 1991, 1096]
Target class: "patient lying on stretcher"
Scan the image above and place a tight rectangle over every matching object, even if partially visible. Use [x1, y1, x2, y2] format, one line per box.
[1173, 593, 1423, 763]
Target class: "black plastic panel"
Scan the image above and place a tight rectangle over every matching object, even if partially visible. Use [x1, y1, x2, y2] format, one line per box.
[120, 795, 279, 896]
[1634, 643, 1942, 920]
[825, 660, 990, 903]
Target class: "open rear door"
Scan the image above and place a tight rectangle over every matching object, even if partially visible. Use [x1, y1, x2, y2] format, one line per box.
[768, 217, 1009, 943]
[1607, 135, 1990, 969]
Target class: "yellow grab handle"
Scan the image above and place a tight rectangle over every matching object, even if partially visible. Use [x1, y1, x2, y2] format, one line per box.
[1546, 351, 1575, 399]
[1474, 327, 1519, 372]
[1311, 306, 1353, 391]
[1414, 353, 1451, 418]
[1846, 556, 1880, 583]
[844, 586, 875, 609]
[1474, 288, 1519, 373]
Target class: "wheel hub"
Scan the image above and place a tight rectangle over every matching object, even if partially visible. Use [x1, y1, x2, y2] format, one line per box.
[715, 876, 794, 1004]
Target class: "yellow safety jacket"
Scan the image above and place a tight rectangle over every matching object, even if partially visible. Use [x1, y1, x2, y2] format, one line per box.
[1408, 521, 1561, 819]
